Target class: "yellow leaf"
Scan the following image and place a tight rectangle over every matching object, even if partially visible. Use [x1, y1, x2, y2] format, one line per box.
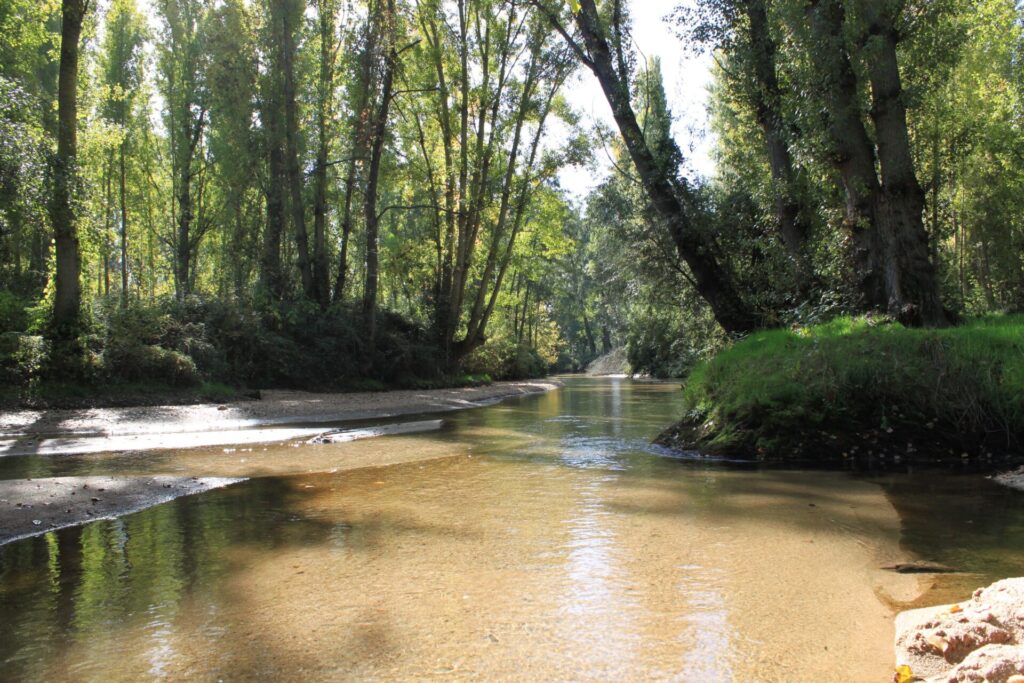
[567, 0, 581, 13]
[894, 664, 913, 683]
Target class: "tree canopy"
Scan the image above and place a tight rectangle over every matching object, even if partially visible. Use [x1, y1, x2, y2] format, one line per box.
[1, 0, 1022, 393]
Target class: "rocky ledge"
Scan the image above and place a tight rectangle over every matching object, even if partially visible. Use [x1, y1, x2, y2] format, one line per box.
[895, 578, 1024, 682]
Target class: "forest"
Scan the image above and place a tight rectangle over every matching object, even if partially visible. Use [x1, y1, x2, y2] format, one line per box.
[1, 0, 1023, 413]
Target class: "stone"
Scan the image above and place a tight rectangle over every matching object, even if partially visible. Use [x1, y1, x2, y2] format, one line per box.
[895, 578, 1024, 682]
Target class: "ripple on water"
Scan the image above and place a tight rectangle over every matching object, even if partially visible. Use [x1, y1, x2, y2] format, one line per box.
[1, 378, 1023, 682]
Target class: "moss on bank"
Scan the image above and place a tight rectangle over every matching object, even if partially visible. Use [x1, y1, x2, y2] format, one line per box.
[656, 315, 1024, 465]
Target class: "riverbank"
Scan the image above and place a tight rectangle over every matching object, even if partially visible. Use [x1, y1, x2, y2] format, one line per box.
[0, 380, 560, 545]
[0, 379, 561, 457]
[0, 475, 241, 546]
[656, 315, 1024, 466]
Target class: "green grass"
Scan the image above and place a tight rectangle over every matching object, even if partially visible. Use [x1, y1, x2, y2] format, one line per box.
[197, 381, 239, 403]
[670, 315, 1024, 462]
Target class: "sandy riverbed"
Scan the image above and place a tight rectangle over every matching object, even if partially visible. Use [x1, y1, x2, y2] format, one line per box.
[0, 380, 561, 545]
[0, 475, 242, 545]
[0, 379, 561, 457]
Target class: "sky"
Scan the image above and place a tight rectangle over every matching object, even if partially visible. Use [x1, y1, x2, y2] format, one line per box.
[556, 0, 717, 199]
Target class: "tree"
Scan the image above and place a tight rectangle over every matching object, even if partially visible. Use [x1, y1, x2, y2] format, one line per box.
[541, 0, 762, 334]
[853, 0, 949, 326]
[359, 0, 401, 347]
[275, 0, 316, 300]
[157, 0, 210, 301]
[102, 0, 146, 308]
[50, 0, 89, 332]
[801, 0, 948, 326]
[679, 0, 816, 290]
[412, 0, 577, 365]
[312, 0, 341, 306]
[206, 0, 260, 296]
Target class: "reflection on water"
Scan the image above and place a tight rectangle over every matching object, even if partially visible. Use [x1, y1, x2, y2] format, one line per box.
[2, 377, 1024, 681]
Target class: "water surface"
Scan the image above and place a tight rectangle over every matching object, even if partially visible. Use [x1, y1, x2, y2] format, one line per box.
[2, 377, 1024, 681]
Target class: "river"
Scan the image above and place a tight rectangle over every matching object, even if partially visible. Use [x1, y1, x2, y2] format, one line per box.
[2, 377, 1023, 681]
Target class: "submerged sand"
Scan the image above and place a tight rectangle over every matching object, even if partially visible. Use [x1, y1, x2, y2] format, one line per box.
[0, 380, 561, 545]
[0, 378, 935, 680]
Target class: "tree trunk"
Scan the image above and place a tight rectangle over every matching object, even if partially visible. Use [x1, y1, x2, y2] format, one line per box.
[582, 312, 597, 357]
[572, 0, 760, 334]
[280, 0, 314, 299]
[260, 85, 287, 300]
[50, 0, 87, 333]
[174, 112, 204, 301]
[805, 0, 886, 311]
[175, 187, 191, 301]
[361, 37, 396, 348]
[119, 143, 129, 308]
[312, 0, 336, 307]
[333, 160, 356, 302]
[103, 151, 113, 297]
[861, 10, 949, 326]
[743, 0, 815, 287]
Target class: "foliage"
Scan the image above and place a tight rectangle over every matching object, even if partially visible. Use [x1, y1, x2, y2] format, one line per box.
[463, 335, 550, 381]
[3, 0, 1024, 417]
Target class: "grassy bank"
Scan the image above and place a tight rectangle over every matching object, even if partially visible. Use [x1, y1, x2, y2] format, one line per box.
[656, 315, 1024, 465]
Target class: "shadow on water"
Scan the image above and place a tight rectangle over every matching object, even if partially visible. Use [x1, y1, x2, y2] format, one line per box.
[1, 376, 1024, 678]
[0, 472, 479, 681]
[870, 471, 1024, 602]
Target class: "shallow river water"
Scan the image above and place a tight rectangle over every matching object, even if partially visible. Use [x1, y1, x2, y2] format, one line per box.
[2, 377, 1024, 682]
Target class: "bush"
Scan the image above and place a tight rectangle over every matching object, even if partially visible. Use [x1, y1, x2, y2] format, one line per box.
[0, 332, 48, 385]
[464, 336, 549, 380]
[668, 315, 1024, 462]
[625, 306, 724, 378]
[3, 294, 516, 401]
[197, 381, 238, 402]
[0, 291, 29, 333]
[103, 341, 199, 386]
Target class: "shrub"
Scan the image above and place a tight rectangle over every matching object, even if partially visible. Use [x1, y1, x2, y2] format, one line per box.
[464, 336, 549, 380]
[103, 341, 199, 386]
[0, 332, 48, 385]
[0, 291, 29, 333]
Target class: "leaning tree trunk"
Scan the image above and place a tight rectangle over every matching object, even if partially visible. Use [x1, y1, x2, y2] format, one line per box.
[50, 0, 88, 333]
[572, 0, 760, 334]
